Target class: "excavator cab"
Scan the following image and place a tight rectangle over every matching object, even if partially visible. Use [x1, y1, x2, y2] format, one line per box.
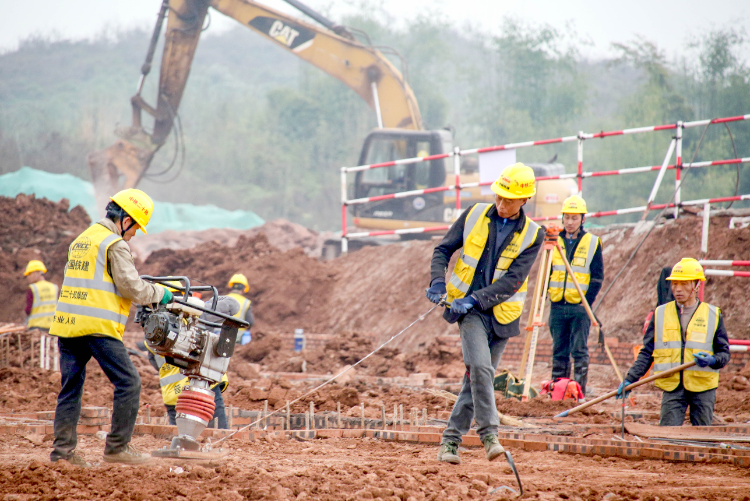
[352, 129, 453, 230]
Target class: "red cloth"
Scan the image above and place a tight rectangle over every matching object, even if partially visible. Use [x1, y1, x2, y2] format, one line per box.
[25, 288, 33, 315]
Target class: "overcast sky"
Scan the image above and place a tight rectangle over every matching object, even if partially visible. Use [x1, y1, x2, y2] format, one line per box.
[2, 0, 748, 60]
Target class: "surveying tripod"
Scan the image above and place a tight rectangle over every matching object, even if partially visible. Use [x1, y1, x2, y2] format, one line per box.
[517, 225, 622, 401]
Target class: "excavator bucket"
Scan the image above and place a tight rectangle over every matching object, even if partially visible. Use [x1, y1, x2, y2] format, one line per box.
[87, 138, 156, 214]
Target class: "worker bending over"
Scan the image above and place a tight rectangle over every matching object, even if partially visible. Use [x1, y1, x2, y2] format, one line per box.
[427, 163, 543, 464]
[49, 189, 174, 466]
[618, 258, 730, 426]
[548, 195, 603, 396]
[227, 273, 255, 344]
[24, 260, 58, 332]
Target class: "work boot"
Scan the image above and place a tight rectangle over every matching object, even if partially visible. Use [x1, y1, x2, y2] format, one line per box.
[103, 444, 151, 465]
[437, 441, 461, 465]
[573, 361, 589, 397]
[482, 434, 505, 461]
[52, 452, 91, 468]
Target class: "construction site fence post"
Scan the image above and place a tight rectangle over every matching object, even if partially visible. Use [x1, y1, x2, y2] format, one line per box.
[701, 202, 710, 254]
[453, 146, 461, 216]
[674, 122, 683, 219]
[340, 167, 348, 254]
[577, 131, 584, 195]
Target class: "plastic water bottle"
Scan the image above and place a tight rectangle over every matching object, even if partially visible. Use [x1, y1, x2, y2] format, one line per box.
[294, 328, 305, 352]
[240, 330, 251, 345]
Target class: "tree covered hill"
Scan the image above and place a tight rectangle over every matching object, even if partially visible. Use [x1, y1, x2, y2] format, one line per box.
[1, 13, 748, 230]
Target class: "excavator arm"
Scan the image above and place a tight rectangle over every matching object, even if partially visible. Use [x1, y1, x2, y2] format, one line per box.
[87, 0, 422, 208]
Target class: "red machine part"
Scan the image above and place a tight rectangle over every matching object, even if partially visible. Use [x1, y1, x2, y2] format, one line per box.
[175, 389, 215, 423]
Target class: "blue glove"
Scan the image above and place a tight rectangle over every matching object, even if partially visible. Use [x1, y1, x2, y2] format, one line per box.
[694, 352, 716, 368]
[159, 288, 173, 305]
[616, 380, 633, 399]
[450, 296, 477, 315]
[426, 281, 447, 304]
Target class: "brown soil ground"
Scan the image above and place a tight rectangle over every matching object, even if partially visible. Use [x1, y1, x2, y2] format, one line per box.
[2, 432, 750, 500]
[4, 195, 747, 346]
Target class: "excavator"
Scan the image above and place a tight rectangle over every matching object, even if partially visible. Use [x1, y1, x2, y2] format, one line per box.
[88, 0, 575, 240]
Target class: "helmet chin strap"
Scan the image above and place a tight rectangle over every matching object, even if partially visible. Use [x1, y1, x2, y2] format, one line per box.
[120, 212, 137, 238]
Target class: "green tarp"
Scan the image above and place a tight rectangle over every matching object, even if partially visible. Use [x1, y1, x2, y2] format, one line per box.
[0, 167, 264, 233]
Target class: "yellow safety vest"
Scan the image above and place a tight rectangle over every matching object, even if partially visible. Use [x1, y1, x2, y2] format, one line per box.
[28, 280, 59, 329]
[49, 223, 131, 341]
[548, 233, 600, 304]
[653, 301, 720, 392]
[227, 292, 251, 320]
[153, 353, 228, 406]
[446, 203, 540, 324]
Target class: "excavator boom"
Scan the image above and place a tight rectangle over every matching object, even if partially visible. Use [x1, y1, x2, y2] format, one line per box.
[87, 0, 422, 209]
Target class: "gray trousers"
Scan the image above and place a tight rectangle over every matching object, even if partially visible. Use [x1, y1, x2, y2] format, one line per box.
[442, 312, 508, 444]
[660, 383, 716, 426]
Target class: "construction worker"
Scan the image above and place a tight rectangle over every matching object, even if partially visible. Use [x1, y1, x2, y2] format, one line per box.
[24, 260, 58, 332]
[426, 163, 543, 465]
[227, 273, 255, 344]
[547, 195, 604, 397]
[49, 189, 173, 467]
[618, 258, 730, 426]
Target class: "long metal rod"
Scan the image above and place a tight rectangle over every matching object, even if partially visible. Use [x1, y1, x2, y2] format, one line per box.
[555, 361, 697, 417]
[554, 243, 623, 382]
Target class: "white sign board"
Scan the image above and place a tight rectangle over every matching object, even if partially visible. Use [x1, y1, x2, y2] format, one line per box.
[479, 149, 517, 196]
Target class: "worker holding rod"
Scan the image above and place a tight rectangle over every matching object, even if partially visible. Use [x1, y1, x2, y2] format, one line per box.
[616, 258, 730, 426]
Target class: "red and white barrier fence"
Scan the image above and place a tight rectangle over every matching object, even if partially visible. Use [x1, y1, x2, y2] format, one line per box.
[699, 260, 750, 267]
[705, 270, 750, 277]
[339, 113, 750, 251]
[531, 194, 750, 222]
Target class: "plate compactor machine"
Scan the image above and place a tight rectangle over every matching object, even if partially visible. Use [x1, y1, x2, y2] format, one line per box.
[136, 276, 249, 459]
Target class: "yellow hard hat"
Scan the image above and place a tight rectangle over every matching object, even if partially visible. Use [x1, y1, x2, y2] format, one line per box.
[491, 163, 536, 199]
[24, 260, 47, 276]
[666, 258, 706, 282]
[110, 189, 154, 234]
[228, 273, 249, 293]
[561, 195, 587, 214]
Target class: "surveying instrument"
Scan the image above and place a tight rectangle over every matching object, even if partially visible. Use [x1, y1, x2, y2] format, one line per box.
[516, 225, 622, 401]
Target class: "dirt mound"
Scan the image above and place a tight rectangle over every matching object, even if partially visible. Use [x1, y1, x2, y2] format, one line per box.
[0, 195, 91, 324]
[138, 232, 336, 331]
[129, 218, 329, 260]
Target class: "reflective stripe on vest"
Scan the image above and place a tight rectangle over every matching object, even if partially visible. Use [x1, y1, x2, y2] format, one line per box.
[652, 301, 720, 392]
[548, 233, 599, 304]
[446, 203, 540, 324]
[49, 224, 132, 341]
[28, 280, 59, 329]
[227, 292, 251, 320]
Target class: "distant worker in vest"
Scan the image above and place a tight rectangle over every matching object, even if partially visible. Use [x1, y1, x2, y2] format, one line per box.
[227, 273, 255, 345]
[426, 163, 544, 465]
[24, 260, 58, 332]
[547, 195, 604, 397]
[617, 258, 730, 426]
[49, 189, 174, 467]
